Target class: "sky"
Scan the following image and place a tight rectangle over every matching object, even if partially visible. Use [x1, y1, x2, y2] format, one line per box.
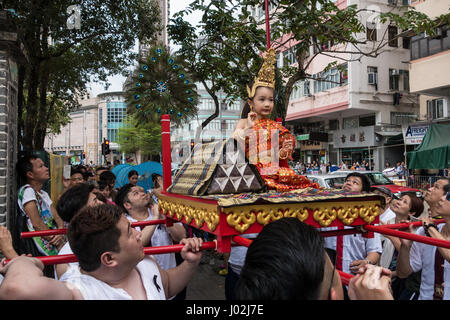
[88, 0, 203, 97]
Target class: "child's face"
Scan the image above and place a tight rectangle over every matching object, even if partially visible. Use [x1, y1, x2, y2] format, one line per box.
[249, 86, 274, 118]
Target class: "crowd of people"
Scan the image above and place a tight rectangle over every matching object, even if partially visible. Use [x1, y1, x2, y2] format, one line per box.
[1, 46, 450, 300]
[1, 122, 450, 301]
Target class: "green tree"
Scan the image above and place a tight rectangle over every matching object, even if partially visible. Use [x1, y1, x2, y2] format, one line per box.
[117, 113, 162, 160]
[3, 0, 162, 150]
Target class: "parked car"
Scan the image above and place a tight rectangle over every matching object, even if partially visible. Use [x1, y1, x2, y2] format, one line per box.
[330, 170, 422, 198]
[306, 173, 348, 189]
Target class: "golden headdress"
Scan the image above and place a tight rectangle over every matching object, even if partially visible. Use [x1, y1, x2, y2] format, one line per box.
[246, 47, 276, 99]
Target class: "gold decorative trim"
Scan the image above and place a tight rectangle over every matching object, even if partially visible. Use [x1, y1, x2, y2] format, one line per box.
[159, 194, 380, 233]
[158, 196, 220, 231]
[222, 201, 380, 231]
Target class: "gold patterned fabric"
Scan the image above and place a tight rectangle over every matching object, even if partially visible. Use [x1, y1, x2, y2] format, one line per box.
[167, 138, 266, 196]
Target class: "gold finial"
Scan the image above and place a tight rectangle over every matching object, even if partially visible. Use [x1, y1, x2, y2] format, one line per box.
[247, 48, 276, 99]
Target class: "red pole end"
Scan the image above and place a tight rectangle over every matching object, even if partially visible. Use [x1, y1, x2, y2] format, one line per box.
[161, 114, 172, 191]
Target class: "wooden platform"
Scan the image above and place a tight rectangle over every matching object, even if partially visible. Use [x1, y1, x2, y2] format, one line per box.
[158, 188, 382, 253]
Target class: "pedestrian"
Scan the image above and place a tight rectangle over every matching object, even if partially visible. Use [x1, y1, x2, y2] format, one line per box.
[128, 170, 139, 186]
[378, 193, 424, 300]
[423, 177, 449, 218]
[324, 172, 382, 299]
[16, 154, 66, 256]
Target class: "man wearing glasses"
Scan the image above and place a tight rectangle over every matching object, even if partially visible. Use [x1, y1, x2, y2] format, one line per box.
[397, 184, 450, 300]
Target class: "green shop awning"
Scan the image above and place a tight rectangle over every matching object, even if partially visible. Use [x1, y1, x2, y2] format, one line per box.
[407, 123, 450, 169]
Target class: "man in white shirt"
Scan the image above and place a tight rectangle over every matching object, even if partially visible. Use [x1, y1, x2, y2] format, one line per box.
[0, 204, 203, 300]
[115, 184, 186, 270]
[324, 173, 382, 277]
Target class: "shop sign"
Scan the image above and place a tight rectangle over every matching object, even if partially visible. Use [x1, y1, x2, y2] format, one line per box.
[333, 126, 375, 148]
[402, 123, 429, 145]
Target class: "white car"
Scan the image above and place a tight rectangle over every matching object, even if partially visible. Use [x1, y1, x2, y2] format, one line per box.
[306, 173, 348, 189]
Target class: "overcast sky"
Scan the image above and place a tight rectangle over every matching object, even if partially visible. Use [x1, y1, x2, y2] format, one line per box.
[88, 0, 202, 97]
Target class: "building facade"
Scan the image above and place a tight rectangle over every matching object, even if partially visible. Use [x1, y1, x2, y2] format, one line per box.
[44, 91, 128, 165]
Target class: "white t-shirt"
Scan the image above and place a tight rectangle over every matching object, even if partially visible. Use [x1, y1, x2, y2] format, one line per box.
[323, 227, 382, 274]
[380, 207, 396, 224]
[228, 233, 259, 275]
[126, 209, 182, 271]
[17, 185, 59, 256]
[60, 256, 166, 300]
[409, 224, 450, 300]
[55, 242, 77, 280]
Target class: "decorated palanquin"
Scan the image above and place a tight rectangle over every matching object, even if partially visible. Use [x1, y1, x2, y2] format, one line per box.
[158, 46, 382, 253]
[159, 188, 381, 253]
[158, 123, 381, 252]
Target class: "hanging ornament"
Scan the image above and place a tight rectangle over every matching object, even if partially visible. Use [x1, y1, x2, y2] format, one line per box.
[184, 80, 189, 84]
[156, 48, 163, 55]
[151, 57, 157, 62]
[135, 104, 141, 109]
[156, 108, 161, 113]
[173, 64, 178, 70]
[169, 109, 174, 114]
[136, 82, 141, 87]
[177, 112, 183, 117]
[141, 65, 148, 71]
[179, 73, 185, 79]
[168, 58, 174, 64]
[134, 94, 140, 100]
[139, 73, 144, 78]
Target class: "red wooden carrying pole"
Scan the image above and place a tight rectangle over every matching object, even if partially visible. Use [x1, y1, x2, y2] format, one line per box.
[264, 0, 271, 49]
[21, 219, 167, 238]
[364, 224, 450, 249]
[4, 241, 217, 266]
[161, 114, 172, 191]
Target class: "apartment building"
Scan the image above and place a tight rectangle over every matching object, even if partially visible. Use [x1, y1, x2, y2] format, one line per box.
[44, 91, 127, 165]
[408, 0, 449, 122]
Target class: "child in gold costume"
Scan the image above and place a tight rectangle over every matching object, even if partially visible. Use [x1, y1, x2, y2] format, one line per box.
[233, 48, 318, 192]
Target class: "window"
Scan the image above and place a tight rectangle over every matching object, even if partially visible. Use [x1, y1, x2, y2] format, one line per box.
[367, 23, 377, 41]
[391, 112, 415, 125]
[367, 66, 378, 85]
[388, 25, 398, 47]
[402, 37, 410, 49]
[427, 98, 445, 120]
[343, 117, 358, 129]
[399, 70, 409, 91]
[389, 69, 399, 90]
[359, 115, 375, 127]
[329, 119, 339, 130]
[283, 47, 296, 66]
[313, 64, 346, 94]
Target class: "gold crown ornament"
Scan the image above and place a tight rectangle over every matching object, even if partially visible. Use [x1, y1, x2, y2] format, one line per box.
[246, 47, 276, 99]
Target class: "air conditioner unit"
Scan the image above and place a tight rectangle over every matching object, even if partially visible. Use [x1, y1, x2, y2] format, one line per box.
[368, 72, 377, 85]
[390, 69, 399, 76]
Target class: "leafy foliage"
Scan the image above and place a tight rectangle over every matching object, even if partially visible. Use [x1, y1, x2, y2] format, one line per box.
[116, 113, 161, 157]
[3, 0, 162, 149]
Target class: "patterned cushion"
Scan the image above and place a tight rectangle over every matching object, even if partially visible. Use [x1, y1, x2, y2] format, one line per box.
[168, 138, 265, 196]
